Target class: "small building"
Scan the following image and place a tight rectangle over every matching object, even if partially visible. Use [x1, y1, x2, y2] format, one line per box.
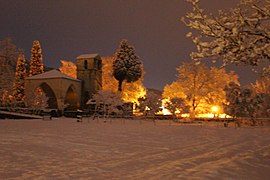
[25, 54, 102, 111]
[25, 70, 81, 110]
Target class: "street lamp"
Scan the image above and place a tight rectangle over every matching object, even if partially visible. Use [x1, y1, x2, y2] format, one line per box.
[211, 106, 219, 118]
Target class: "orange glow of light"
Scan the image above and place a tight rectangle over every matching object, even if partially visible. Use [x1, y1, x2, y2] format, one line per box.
[161, 108, 172, 115]
[157, 99, 172, 115]
[180, 113, 231, 119]
[211, 106, 219, 113]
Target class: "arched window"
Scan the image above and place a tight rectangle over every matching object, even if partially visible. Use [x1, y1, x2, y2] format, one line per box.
[97, 60, 102, 70]
[84, 60, 88, 69]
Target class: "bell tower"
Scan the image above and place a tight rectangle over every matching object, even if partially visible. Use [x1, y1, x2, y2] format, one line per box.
[76, 54, 102, 106]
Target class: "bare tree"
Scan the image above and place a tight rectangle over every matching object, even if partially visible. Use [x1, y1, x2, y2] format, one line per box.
[163, 63, 239, 118]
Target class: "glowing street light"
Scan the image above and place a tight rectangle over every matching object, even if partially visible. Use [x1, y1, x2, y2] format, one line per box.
[211, 106, 219, 118]
[211, 106, 219, 113]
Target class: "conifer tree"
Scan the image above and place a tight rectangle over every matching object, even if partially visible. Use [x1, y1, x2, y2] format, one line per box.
[102, 56, 146, 104]
[13, 50, 27, 105]
[29, 40, 44, 76]
[28, 40, 46, 109]
[113, 39, 143, 92]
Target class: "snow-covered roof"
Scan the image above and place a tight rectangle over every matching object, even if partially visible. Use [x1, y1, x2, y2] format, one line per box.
[26, 70, 80, 82]
[76, 54, 100, 59]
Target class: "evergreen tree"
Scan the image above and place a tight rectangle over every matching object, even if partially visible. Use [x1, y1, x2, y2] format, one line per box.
[102, 56, 146, 104]
[29, 40, 44, 76]
[113, 39, 143, 92]
[28, 40, 46, 109]
[12, 50, 27, 105]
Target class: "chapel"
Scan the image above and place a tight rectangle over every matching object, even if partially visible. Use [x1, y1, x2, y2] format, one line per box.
[25, 54, 102, 111]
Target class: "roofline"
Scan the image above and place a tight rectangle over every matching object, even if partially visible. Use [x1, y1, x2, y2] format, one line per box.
[76, 54, 101, 59]
[25, 77, 81, 82]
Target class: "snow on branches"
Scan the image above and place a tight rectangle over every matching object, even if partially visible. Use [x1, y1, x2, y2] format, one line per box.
[163, 63, 239, 115]
[102, 56, 146, 104]
[29, 40, 44, 76]
[113, 39, 143, 91]
[13, 51, 27, 104]
[91, 90, 124, 115]
[183, 0, 270, 75]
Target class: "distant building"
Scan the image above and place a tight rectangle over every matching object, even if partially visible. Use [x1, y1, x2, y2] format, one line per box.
[25, 54, 102, 110]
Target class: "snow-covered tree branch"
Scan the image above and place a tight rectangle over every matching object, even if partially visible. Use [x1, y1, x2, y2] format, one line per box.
[182, 0, 270, 75]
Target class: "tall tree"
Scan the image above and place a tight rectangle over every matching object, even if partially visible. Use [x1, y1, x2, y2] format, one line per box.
[0, 38, 18, 96]
[163, 63, 239, 117]
[183, 0, 270, 75]
[12, 50, 27, 105]
[28, 40, 46, 109]
[29, 40, 44, 76]
[113, 39, 143, 91]
[102, 56, 146, 104]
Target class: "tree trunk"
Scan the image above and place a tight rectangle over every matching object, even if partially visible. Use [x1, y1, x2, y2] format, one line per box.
[118, 80, 123, 92]
[190, 111, 195, 121]
[190, 98, 196, 121]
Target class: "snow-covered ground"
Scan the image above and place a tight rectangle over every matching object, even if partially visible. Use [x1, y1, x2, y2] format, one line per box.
[0, 118, 270, 179]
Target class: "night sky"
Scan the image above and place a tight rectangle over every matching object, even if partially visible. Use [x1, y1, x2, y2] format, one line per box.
[0, 0, 260, 90]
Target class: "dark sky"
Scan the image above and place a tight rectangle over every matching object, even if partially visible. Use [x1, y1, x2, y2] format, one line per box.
[0, 0, 261, 90]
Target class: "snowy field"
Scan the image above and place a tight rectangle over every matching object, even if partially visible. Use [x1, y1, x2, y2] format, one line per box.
[0, 118, 270, 179]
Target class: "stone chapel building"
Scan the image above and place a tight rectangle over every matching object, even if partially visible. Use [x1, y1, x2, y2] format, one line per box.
[25, 54, 102, 111]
